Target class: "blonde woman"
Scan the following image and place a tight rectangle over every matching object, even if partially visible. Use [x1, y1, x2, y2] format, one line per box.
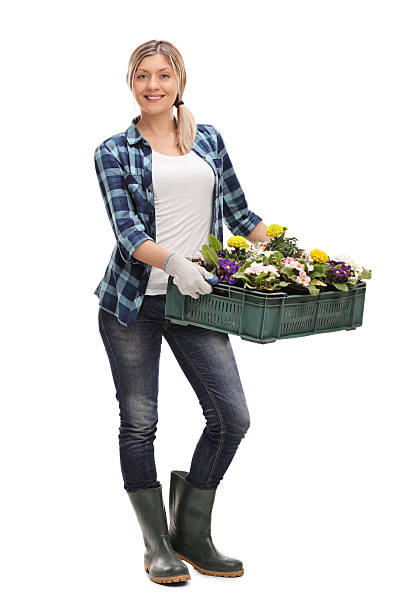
[94, 39, 267, 585]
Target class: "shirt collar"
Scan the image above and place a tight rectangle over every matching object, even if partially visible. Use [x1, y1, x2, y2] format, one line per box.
[125, 116, 143, 145]
[126, 114, 178, 145]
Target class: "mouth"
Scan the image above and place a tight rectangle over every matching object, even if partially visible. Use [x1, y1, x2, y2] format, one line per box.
[144, 95, 165, 103]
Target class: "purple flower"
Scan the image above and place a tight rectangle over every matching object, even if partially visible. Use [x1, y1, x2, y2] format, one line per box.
[218, 258, 236, 271]
[225, 276, 239, 285]
[217, 258, 241, 284]
[327, 259, 356, 283]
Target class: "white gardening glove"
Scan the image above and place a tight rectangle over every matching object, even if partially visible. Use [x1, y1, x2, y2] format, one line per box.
[165, 253, 217, 299]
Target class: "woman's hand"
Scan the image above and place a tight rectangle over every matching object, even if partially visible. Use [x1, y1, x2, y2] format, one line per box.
[165, 254, 216, 299]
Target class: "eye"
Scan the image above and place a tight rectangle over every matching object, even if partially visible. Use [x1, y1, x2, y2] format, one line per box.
[136, 74, 170, 79]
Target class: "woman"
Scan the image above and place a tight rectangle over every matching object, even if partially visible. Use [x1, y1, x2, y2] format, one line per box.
[94, 40, 267, 585]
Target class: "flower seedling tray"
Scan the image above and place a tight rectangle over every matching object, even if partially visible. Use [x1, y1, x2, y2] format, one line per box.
[164, 276, 367, 344]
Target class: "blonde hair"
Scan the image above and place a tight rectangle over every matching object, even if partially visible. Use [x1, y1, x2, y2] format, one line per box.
[126, 40, 197, 155]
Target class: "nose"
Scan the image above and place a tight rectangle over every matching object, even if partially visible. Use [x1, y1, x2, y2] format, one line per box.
[147, 76, 162, 90]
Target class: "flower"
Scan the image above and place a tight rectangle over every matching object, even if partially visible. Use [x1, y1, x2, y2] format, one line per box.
[194, 232, 372, 296]
[310, 249, 329, 263]
[227, 236, 249, 249]
[245, 243, 259, 255]
[331, 253, 363, 274]
[266, 224, 285, 238]
[218, 258, 241, 285]
[296, 273, 311, 286]
[254, 241, 268, 250]
[265, 265, 279, 276]
[327, 260, 356, 283]
[299, 250, 313, 263]
[245, 262, 279, 277]
[281, 256, 304, 269]
[246, 262, 265, 275]
[218, 259, 238, 272]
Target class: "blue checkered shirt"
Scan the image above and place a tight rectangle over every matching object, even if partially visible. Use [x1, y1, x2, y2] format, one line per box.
[94, 116, 263, 327]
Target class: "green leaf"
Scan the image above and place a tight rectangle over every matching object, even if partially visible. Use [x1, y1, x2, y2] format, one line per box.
[359, 268, 372, 280]
[208, 234, 222, 252]
[231, 270, 249, 281]
[332, 282, 349, 291]
[310, 279, 327, 286]
[307, 284, 320, 296]
[254, 273, 265, 287]
[201, 244, 220, 268]
[310, 263, 329, 277]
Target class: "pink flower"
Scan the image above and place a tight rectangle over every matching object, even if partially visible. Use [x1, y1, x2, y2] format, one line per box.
[296, 274, 311, 286]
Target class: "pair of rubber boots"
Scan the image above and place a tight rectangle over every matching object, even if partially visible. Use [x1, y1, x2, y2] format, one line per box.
[127, 470, 244, 583]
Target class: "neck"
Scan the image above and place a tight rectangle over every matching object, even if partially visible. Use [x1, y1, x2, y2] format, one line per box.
[136, 112, 177, 137]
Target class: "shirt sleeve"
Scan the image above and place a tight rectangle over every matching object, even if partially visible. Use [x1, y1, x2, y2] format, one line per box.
[94, 144, 154, 264]
[214, 127, 263, 238]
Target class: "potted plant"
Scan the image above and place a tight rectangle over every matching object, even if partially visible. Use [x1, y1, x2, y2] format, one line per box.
[190, 224, 371, 296]
[165, 225, 372, 344]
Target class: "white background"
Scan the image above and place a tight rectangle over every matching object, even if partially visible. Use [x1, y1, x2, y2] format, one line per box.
[2, 0, 407, 610]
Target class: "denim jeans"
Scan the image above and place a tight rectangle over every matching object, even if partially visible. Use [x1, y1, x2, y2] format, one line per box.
[98, 295, 251, 492]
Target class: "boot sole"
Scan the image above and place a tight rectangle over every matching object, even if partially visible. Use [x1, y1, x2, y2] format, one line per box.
[174, 552, 244, 577]
[144, 559, 191, 583]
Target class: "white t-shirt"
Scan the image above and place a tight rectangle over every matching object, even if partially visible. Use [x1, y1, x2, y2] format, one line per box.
[145, 149, 215, 295]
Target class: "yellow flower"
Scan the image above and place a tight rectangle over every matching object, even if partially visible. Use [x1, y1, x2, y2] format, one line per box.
[310, 248, 329, 263]
[266, 224, 285, 238]
[227, 236, 249, 249]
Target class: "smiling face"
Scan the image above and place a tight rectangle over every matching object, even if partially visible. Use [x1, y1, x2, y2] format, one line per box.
[132, 53, 179, 115]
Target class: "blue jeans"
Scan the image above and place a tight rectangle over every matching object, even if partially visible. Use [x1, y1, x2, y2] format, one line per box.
[97, 295, 251, 492]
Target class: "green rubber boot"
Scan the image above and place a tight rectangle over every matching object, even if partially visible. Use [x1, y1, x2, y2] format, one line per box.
[127, 483, 191, 584]
[169, 470, 244, 577]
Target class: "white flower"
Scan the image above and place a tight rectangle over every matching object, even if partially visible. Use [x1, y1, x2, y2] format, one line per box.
[247, 262, 265, 274]
[247, 245, 270, 259]
[331, 253, 364, 274]
[265, 265, 279, 276]
[246, 262, 279, 277]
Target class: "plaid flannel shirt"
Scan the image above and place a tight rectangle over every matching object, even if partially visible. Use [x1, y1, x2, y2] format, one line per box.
[94, 115, 262, 327]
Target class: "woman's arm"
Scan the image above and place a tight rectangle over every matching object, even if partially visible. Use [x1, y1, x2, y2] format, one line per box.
[245, 221, 270, 243]
[130, 239, 173, 270]
[94, 144, 155, 264]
